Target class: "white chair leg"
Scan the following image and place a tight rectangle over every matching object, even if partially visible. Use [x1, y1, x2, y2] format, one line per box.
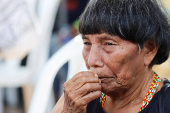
[5, 88, 19, 107]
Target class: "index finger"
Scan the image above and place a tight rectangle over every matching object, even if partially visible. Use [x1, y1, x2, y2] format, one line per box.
[71, 71, 96, 82]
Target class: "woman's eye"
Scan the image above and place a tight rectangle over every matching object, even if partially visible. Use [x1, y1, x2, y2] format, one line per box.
[105, 42, 114, 45]
[84, 42, 91, 45]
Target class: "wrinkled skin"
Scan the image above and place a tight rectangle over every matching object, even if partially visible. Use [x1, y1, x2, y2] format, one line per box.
[58, 33, 158, 113]
[61, 71, 101, 113]
[82, 33, 145, 96]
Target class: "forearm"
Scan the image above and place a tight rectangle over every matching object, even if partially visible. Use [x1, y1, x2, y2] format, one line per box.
[51, 94, 64, 113]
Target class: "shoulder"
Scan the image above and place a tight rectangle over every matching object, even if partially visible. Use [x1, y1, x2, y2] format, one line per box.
[160, 79, 170, 113]
[165, 85, 170, 102]
[139, 79, 170, 113]
[161, 79, 170, 101]
[164, 80, 170, 113]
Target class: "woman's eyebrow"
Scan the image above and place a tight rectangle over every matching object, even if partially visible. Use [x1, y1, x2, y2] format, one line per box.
[82, 35, 89, 39]
[98, 35, 119, 43]
[99, 36, 113, 40]
[81, 34, 116, 40]
[97, 34, 116, 41]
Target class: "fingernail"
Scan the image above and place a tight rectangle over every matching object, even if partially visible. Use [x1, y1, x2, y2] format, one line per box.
[95, 74, 98, 77]
[99, 79, 101, 83]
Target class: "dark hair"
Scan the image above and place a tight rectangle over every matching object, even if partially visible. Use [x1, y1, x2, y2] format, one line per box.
[79, 0, 170, 66]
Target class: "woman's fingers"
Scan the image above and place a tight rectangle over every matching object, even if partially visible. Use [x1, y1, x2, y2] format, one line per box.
[63, 72, 100, 94]
[67, 90, 101, 108]
[62, 71, 101, 113]
[67, 75, 100, 91]
[65, 82, 101, 102]
[71, 83, 101, 106]
[80, 90, 101, 105]
[78, 82, 101, 96]
[68, 71, 96, 83]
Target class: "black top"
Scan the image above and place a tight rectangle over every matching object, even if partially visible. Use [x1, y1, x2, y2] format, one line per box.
[86, 79, 170, 113]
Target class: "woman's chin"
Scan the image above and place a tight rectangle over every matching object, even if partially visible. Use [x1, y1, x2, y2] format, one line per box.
[101, 81, 126, 94]
[101, 83, 117, 93]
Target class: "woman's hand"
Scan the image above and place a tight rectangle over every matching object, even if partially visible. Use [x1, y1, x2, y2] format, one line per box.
[61, 71, 101, 113]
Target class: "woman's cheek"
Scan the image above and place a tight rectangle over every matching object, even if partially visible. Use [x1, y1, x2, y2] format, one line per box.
[82, 48, 90, 69]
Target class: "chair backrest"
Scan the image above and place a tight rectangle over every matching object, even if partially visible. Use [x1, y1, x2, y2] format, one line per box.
[0, 0, 61, 87]
[25, 0, 62, 85]
[28, 35, 87, 113]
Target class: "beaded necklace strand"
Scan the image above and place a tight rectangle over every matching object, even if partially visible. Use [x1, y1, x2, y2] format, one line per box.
[100, 93, 106, 108]
[100, 72, 161, 112]
[140, 72, 161, 111]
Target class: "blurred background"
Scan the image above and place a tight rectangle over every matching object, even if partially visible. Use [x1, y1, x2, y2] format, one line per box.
[0, 0, 169, 113]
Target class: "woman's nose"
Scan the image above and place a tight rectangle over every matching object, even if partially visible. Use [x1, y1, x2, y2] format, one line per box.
[88, 45, 104, 68]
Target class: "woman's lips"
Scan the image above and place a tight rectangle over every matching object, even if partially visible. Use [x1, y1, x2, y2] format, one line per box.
[99, 77, 116, 83]
[99, 77, 107, 78]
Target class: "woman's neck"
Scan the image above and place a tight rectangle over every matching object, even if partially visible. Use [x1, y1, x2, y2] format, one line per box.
[103, 68, 155, 113]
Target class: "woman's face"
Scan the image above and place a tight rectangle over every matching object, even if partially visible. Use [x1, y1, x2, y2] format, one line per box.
[82, 33, 145, 93]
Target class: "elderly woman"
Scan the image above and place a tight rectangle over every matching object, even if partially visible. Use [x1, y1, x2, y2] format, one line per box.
[52, 0, 170, 113]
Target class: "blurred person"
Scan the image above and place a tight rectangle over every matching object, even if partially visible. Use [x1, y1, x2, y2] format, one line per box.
[52, 0, 170, 113]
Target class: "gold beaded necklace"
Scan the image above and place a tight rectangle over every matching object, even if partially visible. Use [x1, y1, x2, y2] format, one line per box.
[100, 72, 161, 112]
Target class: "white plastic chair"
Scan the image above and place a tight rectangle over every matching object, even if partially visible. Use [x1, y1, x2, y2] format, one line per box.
[0, 0, 61, 112]
[0, 0, 61, 85]
[28, 35, 87, 113]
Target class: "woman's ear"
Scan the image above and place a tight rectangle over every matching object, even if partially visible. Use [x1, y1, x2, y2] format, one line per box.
[143, 41, 158, 66]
